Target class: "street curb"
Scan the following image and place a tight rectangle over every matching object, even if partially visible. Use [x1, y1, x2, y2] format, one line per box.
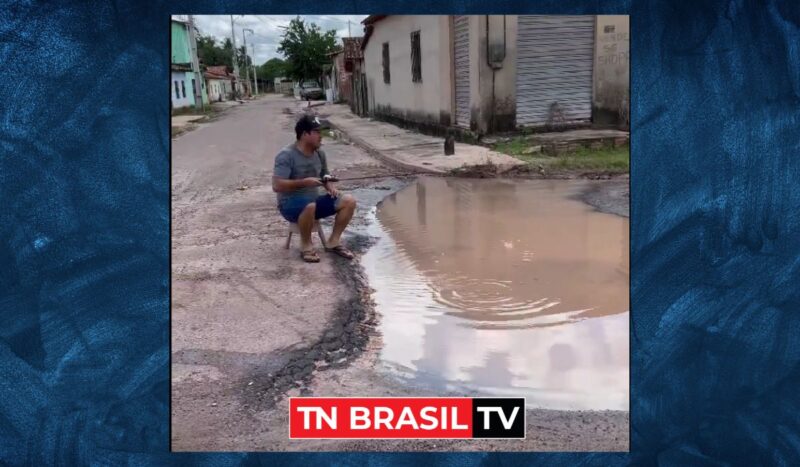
[326, 118, 444, 176]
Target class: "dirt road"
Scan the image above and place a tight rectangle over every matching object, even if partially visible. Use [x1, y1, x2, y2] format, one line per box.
[171, 95, 628, 452]
[171, 95, 394, 450]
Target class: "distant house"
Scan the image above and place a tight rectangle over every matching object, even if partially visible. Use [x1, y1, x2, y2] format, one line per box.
[360, 15, 629, 134]
[274, 77, 293, 94]
[327, 37, 364, 107]
[171, 18, 209, 109]
[204, 65, 234, 102]
[325, 50, 342, 102]
[322, 62, 336, 101]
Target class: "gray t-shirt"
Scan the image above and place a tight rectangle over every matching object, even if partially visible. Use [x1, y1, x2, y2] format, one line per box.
[273, 143, 329, 206]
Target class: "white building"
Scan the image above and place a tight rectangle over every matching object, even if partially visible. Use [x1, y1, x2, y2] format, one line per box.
[360, 15, 629, 134]
[204, 66, 234, 102]
[170, 71, 192, 108]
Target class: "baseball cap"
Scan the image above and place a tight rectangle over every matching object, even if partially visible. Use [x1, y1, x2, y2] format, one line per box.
[295, 115, 325, 138]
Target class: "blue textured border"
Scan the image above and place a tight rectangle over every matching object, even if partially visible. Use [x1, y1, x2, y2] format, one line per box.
[2, 0, 799, 465]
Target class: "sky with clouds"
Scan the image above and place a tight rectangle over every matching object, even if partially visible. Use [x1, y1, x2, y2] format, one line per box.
[177, 15, 368, 67]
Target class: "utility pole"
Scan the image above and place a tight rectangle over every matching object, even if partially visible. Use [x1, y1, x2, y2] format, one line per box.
[251, 43, 259, 95]
[187, 15, 204, 111]
[230, 15, 240, 99]
[242, 28, 254, 98]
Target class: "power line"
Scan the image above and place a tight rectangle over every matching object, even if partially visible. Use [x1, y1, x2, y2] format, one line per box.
[255, 15, 292, 26]
[255, 14, 363, 28]
[317, 15, 353, 26]
[254, 15, 277, 25]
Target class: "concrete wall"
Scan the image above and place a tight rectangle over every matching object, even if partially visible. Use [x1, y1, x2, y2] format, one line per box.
[469, 15, 518, 134]
[171, 71, 207, 108]
[334, 53, 353, 104]
[171, 20, 209, 107]
[365, 16, 453, 127]
[171, 72, 191, 108]
[195, 72, 209, 106]
[593, 15, 630, 126]
[208, 79, 220, 102]
[171, 21, 191, 65]
[207, 78, 230, 102]
[363, 15, 612, 135]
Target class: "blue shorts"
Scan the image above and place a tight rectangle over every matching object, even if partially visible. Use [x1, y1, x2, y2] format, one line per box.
[279, 194, 340, 223]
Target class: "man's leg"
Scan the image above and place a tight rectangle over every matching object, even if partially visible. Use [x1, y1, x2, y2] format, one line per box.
[327, 194, 356, 248]
[297, 202, 317, 251]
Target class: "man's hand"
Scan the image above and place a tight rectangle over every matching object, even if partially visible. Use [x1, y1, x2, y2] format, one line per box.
[302, 177, 324, 188]
[272, 176, 323, 193]
[324, 182, 339, 198]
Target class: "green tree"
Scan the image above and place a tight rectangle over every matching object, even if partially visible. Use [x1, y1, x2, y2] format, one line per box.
[220, 37, 234, 71]
[258, 57, 288, 82]
[197, 35, 254, 77]
[197, 34, 230, 69]
[277, 17, 337, 82]
[237, 46, 252, 70]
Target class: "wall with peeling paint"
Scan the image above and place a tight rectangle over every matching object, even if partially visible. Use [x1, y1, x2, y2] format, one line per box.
[594, 16, 630, 126]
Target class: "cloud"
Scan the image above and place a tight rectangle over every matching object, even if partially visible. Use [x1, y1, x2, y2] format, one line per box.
[186, 15, 368, 67]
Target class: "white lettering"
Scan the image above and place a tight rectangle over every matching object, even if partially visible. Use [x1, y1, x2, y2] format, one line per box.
[395, 407, 420, 430]
[477, 407, 494, 429]
[497, 407, 519, 430]
[374, 407, 394, 430]
[298, 407, 314, 429]
[297, 406, 337, 430]
[419, 407, 438, 430]
[350, 407, 371, 429]
[451, 407, 468, 430]
[477, 407, 519, 430]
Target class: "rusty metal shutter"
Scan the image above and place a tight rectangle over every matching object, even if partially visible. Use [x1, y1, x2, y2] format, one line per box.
[516, 16, 595, 126]
[453, 15, 470, 129]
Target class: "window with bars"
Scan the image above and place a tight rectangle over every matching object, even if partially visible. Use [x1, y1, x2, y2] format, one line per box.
[174, 81, 180, 99]
[382, 42, 390, 84]
[181, 81, 186, 98]
[410, 31, 421, 83]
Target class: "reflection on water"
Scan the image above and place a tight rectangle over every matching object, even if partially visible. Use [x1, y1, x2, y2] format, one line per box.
[361, 177, 629, 410]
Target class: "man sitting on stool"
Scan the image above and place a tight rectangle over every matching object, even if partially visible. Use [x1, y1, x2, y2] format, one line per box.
[272, 115, 357, 262]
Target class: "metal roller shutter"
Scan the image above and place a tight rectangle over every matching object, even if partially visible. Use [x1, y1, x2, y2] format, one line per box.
[453, 16, 471, 129]
[516, 16, 595, 126]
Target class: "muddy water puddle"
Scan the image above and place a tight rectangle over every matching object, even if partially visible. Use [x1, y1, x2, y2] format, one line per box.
[361, 177, 629, 410]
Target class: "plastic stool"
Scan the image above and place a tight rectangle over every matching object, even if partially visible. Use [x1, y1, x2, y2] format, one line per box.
[285, 221, 327, 249]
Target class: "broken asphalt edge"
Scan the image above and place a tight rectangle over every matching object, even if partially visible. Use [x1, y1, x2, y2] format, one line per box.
[239, 234, 381, 410]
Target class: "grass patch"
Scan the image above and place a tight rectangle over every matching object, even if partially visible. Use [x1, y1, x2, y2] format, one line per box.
[548, 146, 629, 172]
[493, 137, 629, 173]
[493, 137, 533, 158]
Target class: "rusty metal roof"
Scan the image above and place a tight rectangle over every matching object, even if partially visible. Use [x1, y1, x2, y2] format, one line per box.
[342, 37, 363, 59]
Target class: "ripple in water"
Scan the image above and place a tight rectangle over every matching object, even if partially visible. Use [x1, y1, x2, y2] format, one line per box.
[363, 177, 629, 410]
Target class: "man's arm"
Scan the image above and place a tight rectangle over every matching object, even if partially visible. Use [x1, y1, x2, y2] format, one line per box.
[318, 150, 339, 197]
[319, 150, 330, 178]
[272, 176, 322, 193]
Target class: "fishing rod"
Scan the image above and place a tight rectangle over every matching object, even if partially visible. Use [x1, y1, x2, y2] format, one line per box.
[321, 173, 439, 183]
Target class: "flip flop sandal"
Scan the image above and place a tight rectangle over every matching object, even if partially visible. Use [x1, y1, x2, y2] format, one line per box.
[300, 250, 320, 263]
[325, 245, 354, 259]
